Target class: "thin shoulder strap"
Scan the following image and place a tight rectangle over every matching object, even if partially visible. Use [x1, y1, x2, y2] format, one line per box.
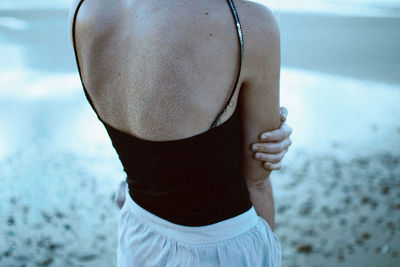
[210, 0, 244, 128]
[72, 0, 243, 128]
[71, 0, 105, 123]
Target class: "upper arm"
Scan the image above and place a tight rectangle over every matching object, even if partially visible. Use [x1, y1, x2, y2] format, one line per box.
[239, 4, 281, 188]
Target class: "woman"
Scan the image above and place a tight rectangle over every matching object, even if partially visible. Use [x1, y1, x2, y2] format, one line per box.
[69, 0, 290, 266]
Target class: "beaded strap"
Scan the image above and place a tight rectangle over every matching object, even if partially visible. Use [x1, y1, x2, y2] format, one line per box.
[210, 0, 243, 128]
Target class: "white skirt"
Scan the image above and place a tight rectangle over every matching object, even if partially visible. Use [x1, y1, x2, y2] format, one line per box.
[115, 180, 282, 267]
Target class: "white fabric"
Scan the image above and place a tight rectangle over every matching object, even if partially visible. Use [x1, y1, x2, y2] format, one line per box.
[116, 180, 282, 267]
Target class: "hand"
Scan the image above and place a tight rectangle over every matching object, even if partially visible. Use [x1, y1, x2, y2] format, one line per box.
[250, 107, 292, 171]
[114, 180, 127, 209]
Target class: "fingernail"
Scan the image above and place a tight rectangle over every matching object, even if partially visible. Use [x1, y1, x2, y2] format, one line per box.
[262, 134, 269, 140]
[252, 145, 258, 150]
[255, 153, 261, 159]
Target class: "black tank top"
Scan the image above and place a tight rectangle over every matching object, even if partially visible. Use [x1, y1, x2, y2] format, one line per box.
[72, 0, 252, 226]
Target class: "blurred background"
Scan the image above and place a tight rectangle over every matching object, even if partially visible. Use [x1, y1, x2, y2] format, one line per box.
[0, 0, 399, 266]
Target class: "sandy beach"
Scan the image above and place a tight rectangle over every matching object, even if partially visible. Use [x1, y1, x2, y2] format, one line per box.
[0, 7, 399, 267]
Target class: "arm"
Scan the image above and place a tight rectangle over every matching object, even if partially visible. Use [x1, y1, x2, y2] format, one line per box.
[248, 107, 292, 231]
[252, 106, 292, 171]
[248, 177, 275, 229]
[239, 5, 281, 231]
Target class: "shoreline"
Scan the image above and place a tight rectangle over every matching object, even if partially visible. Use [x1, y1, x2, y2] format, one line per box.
[1, 5, 399, 267]
[1, 9, 399, 85]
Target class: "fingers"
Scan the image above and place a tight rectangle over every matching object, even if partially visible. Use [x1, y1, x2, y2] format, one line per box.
[280, 106, 288, 123]
[263, 161, 282, 171]
[252, 138, 292, 154]
[254, 149, 287, 163]
[251, 109, 290, 172]
[259, 123, 292, 142]
[114, 180, 126, 210]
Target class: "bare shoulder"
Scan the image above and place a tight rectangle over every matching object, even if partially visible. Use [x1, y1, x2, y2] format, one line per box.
[235, 1, 282, 186]
[68, 0, 86, 43]
[240, 0, 280, 35]
[238, 0, 280, 81]
[68, 0, 118, 44]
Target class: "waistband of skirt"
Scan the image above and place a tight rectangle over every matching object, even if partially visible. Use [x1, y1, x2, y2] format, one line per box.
[123, 182, 259, 245]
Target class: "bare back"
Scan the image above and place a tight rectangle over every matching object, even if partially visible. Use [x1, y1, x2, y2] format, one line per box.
[70, 0, 281, 185]
[71, 0, 249, 140]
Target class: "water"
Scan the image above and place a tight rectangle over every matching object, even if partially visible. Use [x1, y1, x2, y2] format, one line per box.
[261, 0, 400, 17]
[0, 4, 399, 266]
[1, 0, 400, 17]
[0, 2, 398, 163]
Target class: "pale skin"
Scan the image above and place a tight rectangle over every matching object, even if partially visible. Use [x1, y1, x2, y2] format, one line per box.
[69, 0, 288, 231]
[254, 106, 292, 172]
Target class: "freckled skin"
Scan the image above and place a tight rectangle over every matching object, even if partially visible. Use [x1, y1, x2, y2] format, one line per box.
[71, 0, 282, 230]
[73, 0, 256, 141]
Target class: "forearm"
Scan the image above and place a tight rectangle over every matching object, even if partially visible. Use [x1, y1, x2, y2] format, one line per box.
[247, 177, 275, 231]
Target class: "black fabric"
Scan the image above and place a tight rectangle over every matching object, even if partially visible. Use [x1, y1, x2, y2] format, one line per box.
[72, 0, 252, 226]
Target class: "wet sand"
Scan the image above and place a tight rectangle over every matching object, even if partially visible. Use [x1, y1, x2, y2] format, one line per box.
[0, 8, 399, 267]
